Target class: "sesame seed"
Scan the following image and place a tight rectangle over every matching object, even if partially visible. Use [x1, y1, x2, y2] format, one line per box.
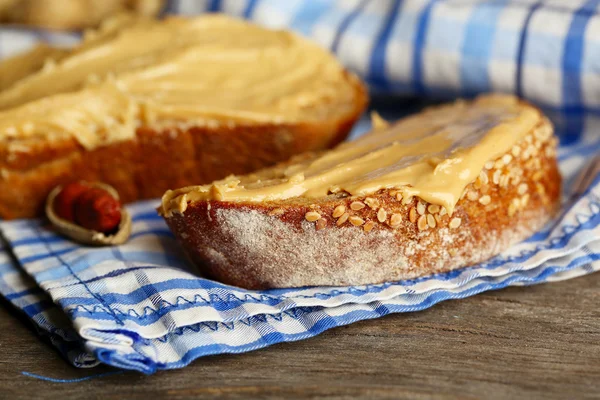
[316, 218, 327, 230]
[269, 208, 285, 216]
[417, 215, 428, 231]
[514, 167, 524, 176]
[534, 126, 551, 141]
[428, 204, 440, 214]
[513, 198, 521, 208]
[499, 174, 509, 188]
[390, 213, 402, 227]
[350, 201, 365, 211]
[364, 197, 380, 209]
[396, 192, 403, 202]
[502, 154, 513, 165]
[377, 208, 387, 223]
[511, 145, 521, 158]
[409, 208, 418, 223]
[417, 202, 426, 215]
[479, 171, 489, 185]
[305, 211, 321, 222]
[363, 221, 375, 232]
[479, 195, 491, 205]
[439, 207, 447, 216]
[449, 217, 461, 229]
[521, 194, 530, 207]
[494, 159, 504, 169]
[467, 191, 479, 201]
[508, 203, 517, 217]
[427, 214, 436, 228]
[336, 212, 349, 226]
[529, 145, 538, 156]
[511, 176, 521, 186]
[332, 205, 346, 218]
[493, 169, 502, 185]
[402, 195, 413, 205]
[485, 161, 495, 170]
[517, 183, 528, 195]
[449, 248, 458, 256]
[349, 216, 365, 226]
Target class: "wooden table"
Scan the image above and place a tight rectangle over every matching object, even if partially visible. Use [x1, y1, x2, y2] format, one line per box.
[0, 272, 598, 399]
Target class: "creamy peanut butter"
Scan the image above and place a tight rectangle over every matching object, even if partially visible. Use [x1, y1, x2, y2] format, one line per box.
[160, 95, 542, 216]
[0, 15, 360, 150]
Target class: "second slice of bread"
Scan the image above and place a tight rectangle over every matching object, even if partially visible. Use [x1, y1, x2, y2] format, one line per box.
[0, 15, 367, 219]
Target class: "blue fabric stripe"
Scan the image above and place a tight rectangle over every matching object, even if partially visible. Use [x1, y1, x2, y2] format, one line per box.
[12, 229, 173, 252]
[22, 300, 54, 317]
[561, 0, 600, 141]
[515, 1, 543, 98]
[412, 0, 438, 95]
[289, 0, 332, 36]
[243, 0, 259, 18]
[460, 1, 507, 95]
[367, 0, 403, 89]
[5, 287, 44, 300]
[20, 247, 76, 264]
[330, 0, 370, 53]
[207, 0, 222, 12]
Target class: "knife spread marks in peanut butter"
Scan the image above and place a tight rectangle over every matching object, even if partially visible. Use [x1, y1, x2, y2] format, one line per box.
[0, 15, 361, 150]
[160, 95, 541, 216]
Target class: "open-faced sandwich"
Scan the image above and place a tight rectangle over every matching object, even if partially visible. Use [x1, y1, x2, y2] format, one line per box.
[160, 95, 561, 289]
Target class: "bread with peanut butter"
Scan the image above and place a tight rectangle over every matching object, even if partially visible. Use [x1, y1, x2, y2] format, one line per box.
[0, 15, 367, 219]
[159, 95, 561, 289]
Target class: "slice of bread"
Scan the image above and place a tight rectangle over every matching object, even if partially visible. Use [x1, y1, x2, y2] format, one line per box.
[0, 15, 367, 219]
[160, 95, 561, 289]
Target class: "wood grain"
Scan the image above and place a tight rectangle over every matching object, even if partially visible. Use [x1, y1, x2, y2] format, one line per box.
[0, 272, 598, 400]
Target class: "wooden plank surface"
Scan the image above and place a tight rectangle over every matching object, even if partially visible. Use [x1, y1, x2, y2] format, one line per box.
[0, 272, 598, 400]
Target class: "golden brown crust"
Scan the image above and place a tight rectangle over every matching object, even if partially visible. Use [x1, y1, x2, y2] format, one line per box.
[162, 120, 561, 289]
[0, 75, 367, 219]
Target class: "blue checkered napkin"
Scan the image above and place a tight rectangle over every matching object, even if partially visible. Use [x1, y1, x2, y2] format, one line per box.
[0, 146, 599, 373]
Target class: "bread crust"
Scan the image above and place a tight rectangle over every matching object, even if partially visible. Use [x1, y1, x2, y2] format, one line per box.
[163, 120, 561, 289]
[0, 73, 367, 219]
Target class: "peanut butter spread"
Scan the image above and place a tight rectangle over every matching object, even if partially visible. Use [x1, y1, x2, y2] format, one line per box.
[160, 95, 542, 216]
[0, 15, 360, 150]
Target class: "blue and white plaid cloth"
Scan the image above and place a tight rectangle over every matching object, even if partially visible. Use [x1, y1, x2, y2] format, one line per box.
[1, 0, 600, 373]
